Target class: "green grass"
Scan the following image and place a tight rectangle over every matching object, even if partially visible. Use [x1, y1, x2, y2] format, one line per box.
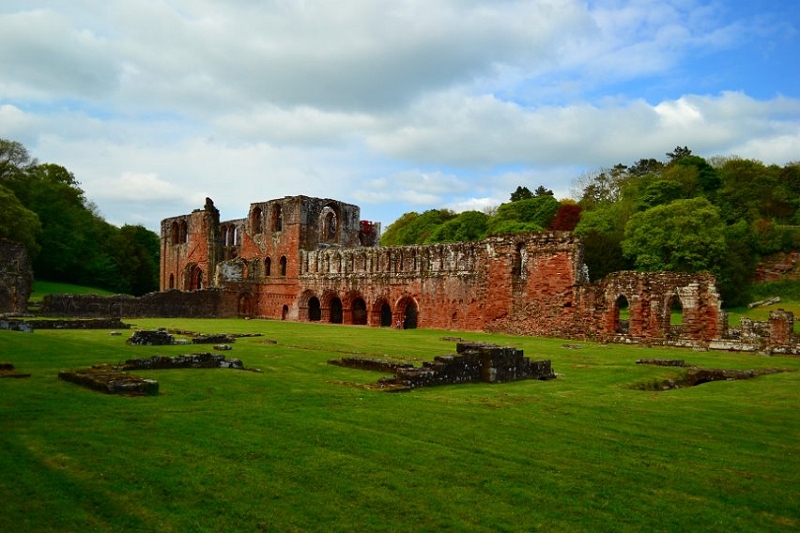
[2, 319, 799, 532]
[29, 280, 118, 302]
[726, 280, 800, 334]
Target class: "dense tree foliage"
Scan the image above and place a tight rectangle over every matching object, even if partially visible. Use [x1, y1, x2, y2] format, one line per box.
[382, 147, 799, 308]
[574, 147, 800, 306]
[381, 187, 564, 246]
[0, 139, 160, 295]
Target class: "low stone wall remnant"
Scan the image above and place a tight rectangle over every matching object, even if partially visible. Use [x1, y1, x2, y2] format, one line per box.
[374, 342, 555, 391]
[59, 365, 159, 395]
[127, 329, 174, 346]
[121, 353, 245, 370]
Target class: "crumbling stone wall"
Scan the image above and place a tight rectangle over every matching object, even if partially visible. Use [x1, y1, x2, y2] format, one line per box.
[144, 195, 732, 344]
[41, 289, 239, 318]
[578, 271, 726, 342]
[0, 238, 33, 315]
[378, 342, 555, 390]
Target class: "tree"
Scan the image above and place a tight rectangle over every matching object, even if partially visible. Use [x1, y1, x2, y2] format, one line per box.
[487, 195, 560, 236]
[0, 184, 41, 256]
[510, 186, 533, 202]
[426, 211, 489, 243]
[534, 185, 554, 197]
[635, 179, 685, 211]
[380, 209, 456, 245]
[0, 139, 36, 180]
[666, 146, 692, 163]
[549, 203, 582, 231]
[622, 198, 727, 274]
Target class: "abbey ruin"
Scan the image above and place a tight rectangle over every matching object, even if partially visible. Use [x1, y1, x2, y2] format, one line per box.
[150, 195, 733, 344]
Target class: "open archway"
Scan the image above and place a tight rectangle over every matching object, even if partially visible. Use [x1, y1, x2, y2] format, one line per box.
[308, 297, 321, 321]
[397, 297, 418, 329]
[668, 294, 684, 334]
[351, 297, 367, 325]
[614, 295, 629, 334]
[329, 297, 343, 324]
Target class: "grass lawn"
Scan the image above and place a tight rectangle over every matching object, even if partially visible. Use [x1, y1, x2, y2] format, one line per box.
[1, 318, 799, 532]
[29, 281, 117, 302]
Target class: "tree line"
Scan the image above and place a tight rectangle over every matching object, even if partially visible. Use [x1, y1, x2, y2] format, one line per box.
[381, 147, 800, 307]
[0, 139, 160, 296]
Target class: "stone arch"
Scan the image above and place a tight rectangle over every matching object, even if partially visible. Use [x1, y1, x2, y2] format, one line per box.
[351, 297, 367, 325]
[308, 296, 321, 321]
[238, 293, 254, 317]
[667, 293, 684, 333]
[614, 294, 630, 334]
[329, 297, 343, 324]
[251, 206, 263, 234]
[187, 264, 203, 291]
[396, 296, 419, 329]
[319, 204, 340, 243]
[282, 304, 289, 320]
[265, 257, 272, 277]
[372, 298, 393, 327]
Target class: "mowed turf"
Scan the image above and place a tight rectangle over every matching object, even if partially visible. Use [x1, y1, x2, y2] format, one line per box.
[1, 318, 799, 532]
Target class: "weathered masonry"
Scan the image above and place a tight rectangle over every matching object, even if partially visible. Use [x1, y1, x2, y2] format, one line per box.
[151, 195, 729, 344]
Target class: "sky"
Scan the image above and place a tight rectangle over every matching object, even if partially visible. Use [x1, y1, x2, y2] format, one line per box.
[1, 0, 799, 234]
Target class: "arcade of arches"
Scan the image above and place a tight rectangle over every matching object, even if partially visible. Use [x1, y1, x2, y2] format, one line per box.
[301, 292, 419, 329]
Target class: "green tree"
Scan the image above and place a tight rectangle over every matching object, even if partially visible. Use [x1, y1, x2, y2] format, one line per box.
[0, 183, 41, 256]
[622, 198, 727, 273]
[380, 209, 456, 245]
[487, 195, 560, 236]
[574, 203, 632, 280]
[0, 139, 36, 180]
[426, 211, 489, 243]
[510, 186, 533, 202]
[635, 179, 685, 211]
[106, 225, 161, 295]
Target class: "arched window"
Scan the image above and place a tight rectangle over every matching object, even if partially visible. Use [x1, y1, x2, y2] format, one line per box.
[272, 204, 283, 232]
[280, 256, 287, 276]
[171, 221, 179, 245]
[265, 257, 272, 277]
[251, 206, 263, 234]
[168, 274, 175, 289]
[179, 221, 188, 244]
[320, 205, 339, 243]
[190, 267, 203, 290]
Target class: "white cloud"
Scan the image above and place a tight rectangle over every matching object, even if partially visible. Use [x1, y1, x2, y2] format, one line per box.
[0, 0, 797, 232]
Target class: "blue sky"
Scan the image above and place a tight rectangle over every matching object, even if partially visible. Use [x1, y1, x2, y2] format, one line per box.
[1, 0, 798, 233]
